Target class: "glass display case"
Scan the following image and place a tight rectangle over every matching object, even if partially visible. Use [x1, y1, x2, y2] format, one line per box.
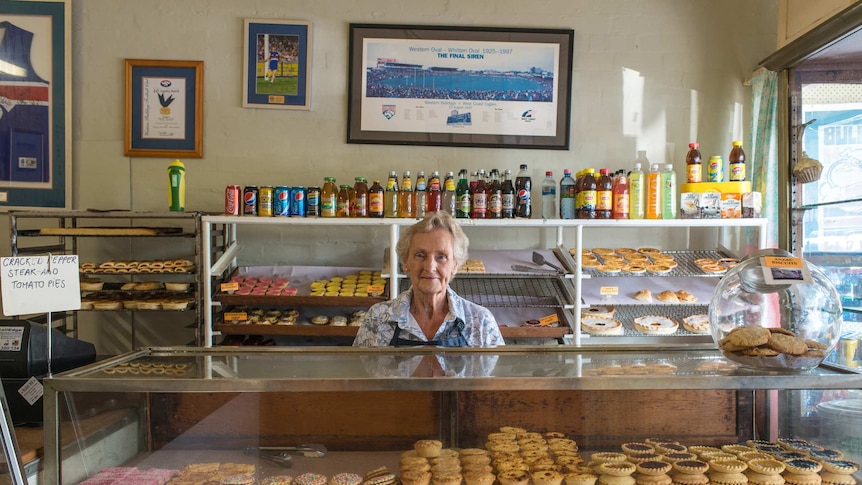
[43, 347, 862, 485]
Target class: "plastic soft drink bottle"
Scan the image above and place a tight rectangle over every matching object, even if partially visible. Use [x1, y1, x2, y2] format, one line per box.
[596, 168, 613, 219]
[686, 142, 703, 183]
[729, 141, 746, 181]
[629, 158, 645, 219]
[515, 164, 532, 218]
[167, 159, 185, 212]
[502, 169, 515, 218]
[398, 171, 413, 218]
[559, 170, 576, 219]
[472, 169, 488, 219]
[456, 169, 471, 218]
[368, 180, 384, 218]
[488, 169, 503, 219]
[442, 171, 457, 216]
[661, 163, 677, 219]
[612, 170, 629, 219]
[426, 171, 442, 214]
[646, 163, 662, 219]
[384, 171, 399, 218]
[414, 171, 428, 218]
[541, 171, 556, 219]
[579, 169, 597, 219]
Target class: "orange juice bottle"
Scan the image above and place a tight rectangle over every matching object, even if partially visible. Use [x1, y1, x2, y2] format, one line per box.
[645, 163, 662, 219]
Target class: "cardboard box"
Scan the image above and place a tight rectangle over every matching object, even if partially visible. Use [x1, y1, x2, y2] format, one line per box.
[742, 191, 762, 218]
[680, 181, 752, 194]
[680, 192, 701, 219]
[701, 192, 721, 219]
[721, 193, 742, 218]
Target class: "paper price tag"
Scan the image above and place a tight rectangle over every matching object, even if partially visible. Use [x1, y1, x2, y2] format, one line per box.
[220, 282, 239, 293]
[18, 377, 43, 406]
[760, 256, 812, 285]
[539, 314, 559, 326]
[224, 312, 248, 321]
[600, 286, 619, 296]
[367, 285, 385, 296]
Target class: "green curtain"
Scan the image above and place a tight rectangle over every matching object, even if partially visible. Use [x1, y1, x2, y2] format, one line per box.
[748, 68, 779, 248]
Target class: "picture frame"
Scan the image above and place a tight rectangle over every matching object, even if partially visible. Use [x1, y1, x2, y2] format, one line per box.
[348, 23, 574, 150]
[124, 59, 204, 158]
[0, 0, 71, 209]
[242, 19, 312, 110]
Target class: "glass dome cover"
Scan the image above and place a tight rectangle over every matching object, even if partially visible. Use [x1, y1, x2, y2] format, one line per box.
[709, 248, 843, 370]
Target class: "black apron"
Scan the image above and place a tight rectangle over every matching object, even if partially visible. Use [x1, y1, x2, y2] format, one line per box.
[388, 319, 469, 347]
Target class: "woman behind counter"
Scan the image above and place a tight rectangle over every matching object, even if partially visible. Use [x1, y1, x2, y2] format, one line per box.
[353, 211, 505, 347]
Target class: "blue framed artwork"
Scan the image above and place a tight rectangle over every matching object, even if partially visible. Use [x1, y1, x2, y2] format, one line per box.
[124, 59, 204, 158]
[242, 19, 312, 110]
[0, 0, 71, 209]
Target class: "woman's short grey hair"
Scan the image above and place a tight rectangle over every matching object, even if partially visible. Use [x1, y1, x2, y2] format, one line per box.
[396, 211, 469, 268]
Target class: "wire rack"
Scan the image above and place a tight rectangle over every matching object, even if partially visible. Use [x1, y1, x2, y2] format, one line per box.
[602, 304, 710, 337]
[582, 250, 734, 277]
[423, 276, 572, 308]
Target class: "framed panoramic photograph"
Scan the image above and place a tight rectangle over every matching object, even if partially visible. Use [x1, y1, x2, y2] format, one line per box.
[0, 0, 71, 209]
[124, 59, 204, 158]
[347, 24, 574, 150]
[243, 19, 312, 110]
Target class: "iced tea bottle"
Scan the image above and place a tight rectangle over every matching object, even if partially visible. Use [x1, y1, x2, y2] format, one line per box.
[596, 168, 613, 219]
[686, 142, 703, 183]
[415, 171, 428, 218]
[320, 177, 338, 218]
[398, 171, 413, 218]
[384, 170, 399, 218]
[368, 179, 384, 218]
[645, 163, 662, 219]
[352, 177, 368, 217]
[579, 169, 597, 219]
[729, 141, 746, 181]
[337, 184, 352, 217]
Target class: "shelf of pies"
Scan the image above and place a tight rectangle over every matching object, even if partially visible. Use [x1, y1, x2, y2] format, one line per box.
[573, 247, 738, 277]
[579, 304, 713, 337]
[215, 307, 368, 337]
[79, 279, 195, 311]
[215, 268, 389, 308]
[79, 258, 195, 274]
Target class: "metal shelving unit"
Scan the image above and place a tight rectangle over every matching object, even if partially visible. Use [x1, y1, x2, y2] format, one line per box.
[9, 210, 229, 348]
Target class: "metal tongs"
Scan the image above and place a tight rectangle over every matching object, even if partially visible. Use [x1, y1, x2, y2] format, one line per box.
[244, 443, 327, 466]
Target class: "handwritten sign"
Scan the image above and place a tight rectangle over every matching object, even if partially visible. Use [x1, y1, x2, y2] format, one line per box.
[1, 255, 81, 316]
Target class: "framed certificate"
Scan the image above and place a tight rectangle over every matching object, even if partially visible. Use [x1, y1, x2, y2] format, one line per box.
[124, 59, 204, 158]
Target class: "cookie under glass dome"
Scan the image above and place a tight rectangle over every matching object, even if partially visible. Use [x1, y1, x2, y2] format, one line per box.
[708, 249, 844, 370]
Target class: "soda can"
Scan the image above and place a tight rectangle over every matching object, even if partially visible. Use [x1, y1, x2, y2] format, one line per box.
[291, 186, 306, 217]
[273, 186, 291, 216]
[242, 186, 258, 216]
[225, 185, 241, 215]
[707, 156, 724, 182]
[259, 186, 274, 216]
[306, 186, 320, 217]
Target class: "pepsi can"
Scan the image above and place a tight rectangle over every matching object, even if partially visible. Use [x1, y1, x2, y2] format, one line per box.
[274, 186, 291, 216]
[291, 186, 306, 217]
[242, 186, 258, 216]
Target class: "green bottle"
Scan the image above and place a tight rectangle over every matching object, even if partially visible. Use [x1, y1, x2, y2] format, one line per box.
[167, 159, 185, 212]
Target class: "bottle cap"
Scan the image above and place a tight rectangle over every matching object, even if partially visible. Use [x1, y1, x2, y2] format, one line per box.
[600, 168, 610, 175]
[665, 164, 673, 170]
[690, 142, 699, 149]
[634, 163, 642, 170]
[564, 169, 571, 175]
[733, 141, 742, 147]
[520, 164, 528, 170]
[546, 171, 553, 176]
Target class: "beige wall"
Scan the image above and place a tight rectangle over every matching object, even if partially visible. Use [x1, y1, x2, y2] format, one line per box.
[3, 0, 779, 353]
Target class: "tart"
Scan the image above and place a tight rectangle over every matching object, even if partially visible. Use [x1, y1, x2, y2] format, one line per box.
[633, 315, 678, 335]
[581, 316, 624, 336]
